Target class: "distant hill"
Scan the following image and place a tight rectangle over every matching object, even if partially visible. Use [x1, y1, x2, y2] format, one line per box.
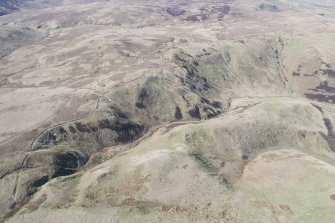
[0, 0, 22, 16]
[0, 0, 111, 16]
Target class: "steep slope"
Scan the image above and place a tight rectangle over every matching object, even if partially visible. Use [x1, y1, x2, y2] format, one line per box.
[6, 98, 335, 223]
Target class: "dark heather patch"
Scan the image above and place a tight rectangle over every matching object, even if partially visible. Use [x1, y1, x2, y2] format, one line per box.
[189, 105, 201, 119]
[326, 69, 335, 77]
[258, 3, 280, 12]
[174, 106, 183, 119]
[136, 88, 148, 109]
[112, 110, 129, 119]
[113, 122, 146, 143]
[321, 131, 335, 153]
[59, 127, 66, 134]
[190, 152, 216, 172]
[218, 176, 233, 189]
[221, 5, 231, 13]
[51, 151, 88, 178]
[305, 93, 335, 104]
[48, 132, 57, 142]
[201, 14, 209, 20]
[75, 122, 91, 132]
[166, 8, 186, 17]
[292, 71, 300, 76]
[30, 176, 49, 188]
[98, 119, 111, 129]
[314, 104, 335, 153]
[204, 107, 219, 119]
[97, 119, 146, 143]
[322, 62, 331, 68]
[211, 101, 222, 109]
[312, 103, 324, 114]
[314, 81, 335, 93]
[186, 15, 200, 22]
[324, 117, 334, 134]
[200, 97, 211, 104]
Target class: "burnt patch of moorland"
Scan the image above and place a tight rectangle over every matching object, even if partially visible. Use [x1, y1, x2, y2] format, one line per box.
[306, 81, 335, 104]
[32, 110, 147, 153]
[309, 81, 335, 93]
[305, 93, 335, 104]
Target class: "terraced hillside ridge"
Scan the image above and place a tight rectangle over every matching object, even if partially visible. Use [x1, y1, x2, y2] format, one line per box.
[1, 0, 335, 222]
